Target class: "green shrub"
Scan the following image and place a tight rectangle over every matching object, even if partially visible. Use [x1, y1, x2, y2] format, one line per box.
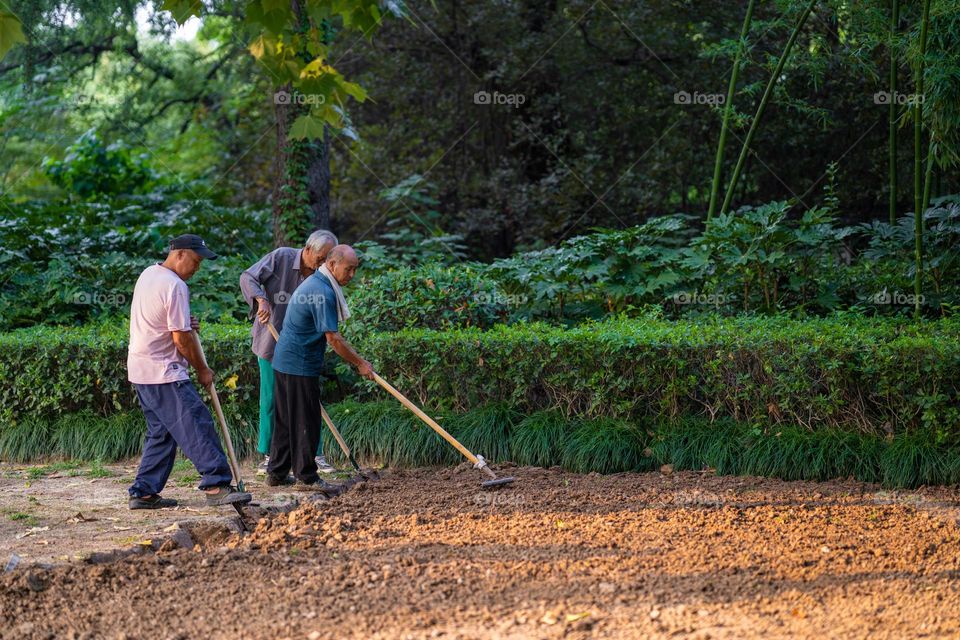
[346, 262, 509, 337]
[4, 315, 960, 471]
[363, 314, 960, 435]
[0, 323, 259, 428]
[561, 417, 653, 474]
[851, 198, 960, 316]
[450, 403, 519, 464]
[487, 214, 695, 320]
[42, 130, 156, 198]
[0, 416, 54, 463]
[689, 202, 853, 313]
[509, 411, 570, 467]
[325, 399, 456, 467]
[0, 194, 271, 330]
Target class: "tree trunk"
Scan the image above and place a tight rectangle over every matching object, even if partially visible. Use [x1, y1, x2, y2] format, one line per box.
[305, 128, 332, 231]
[270, 0, 333, 248]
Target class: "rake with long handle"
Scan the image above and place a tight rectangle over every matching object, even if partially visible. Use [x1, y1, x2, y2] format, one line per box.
[266, 321, 367, 478]
[371, 373, 515, 489]
[193, 332, 248, 524]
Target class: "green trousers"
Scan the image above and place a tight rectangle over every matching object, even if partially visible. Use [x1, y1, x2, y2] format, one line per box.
[257, 357, 324, 457]
[257, 357, 275, 456]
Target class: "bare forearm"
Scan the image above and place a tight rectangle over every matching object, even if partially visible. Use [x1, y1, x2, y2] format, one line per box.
[173, 332, 208, 372]
[327, 333, 364, 368]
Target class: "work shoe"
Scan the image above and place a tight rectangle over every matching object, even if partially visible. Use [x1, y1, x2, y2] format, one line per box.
[129, 494, 178, 510]
[315, 455, 337, 474]
[265, 473, 294, 487]
[256, 456, 270, 476]
[204, 485, 252, 507]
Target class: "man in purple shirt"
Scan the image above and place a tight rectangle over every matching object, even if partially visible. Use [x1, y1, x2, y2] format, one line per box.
[239, 230, 338, 475]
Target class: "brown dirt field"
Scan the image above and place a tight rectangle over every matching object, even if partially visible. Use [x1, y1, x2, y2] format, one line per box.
[3, 463, 960, 639]
[0, 461, 303, 566]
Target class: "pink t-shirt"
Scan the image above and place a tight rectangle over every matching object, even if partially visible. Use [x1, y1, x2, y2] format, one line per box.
[127, 264, 192, 384]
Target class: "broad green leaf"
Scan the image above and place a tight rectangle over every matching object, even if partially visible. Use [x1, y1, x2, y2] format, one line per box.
[339, 79, 368, 102]
[261, 0, 290, 13]
[160, 0, 203, 24]
[0, 12, 27, 61]
[288, 114, 327, 140]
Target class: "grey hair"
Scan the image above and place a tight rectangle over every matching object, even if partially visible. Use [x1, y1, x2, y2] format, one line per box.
[305, 229, 338, 251]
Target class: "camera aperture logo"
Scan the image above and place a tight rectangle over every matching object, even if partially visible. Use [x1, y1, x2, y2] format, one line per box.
[672, 291, 727, 306]
[674, 90, 725, 106]
[473, 291, 529, 306]
[274, 291, 327, 305]
[473, 493, 524, 507]
[473, 90, 526, 108]
[71, 291, 127, 306]
[873, 91, 924, 106]
[868, 289, 923, 306]
[274, 91, 326, 106]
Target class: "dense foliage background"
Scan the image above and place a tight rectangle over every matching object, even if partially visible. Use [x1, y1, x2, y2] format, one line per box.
[2, 0, 959, 255]
[1, 1, 958, 481]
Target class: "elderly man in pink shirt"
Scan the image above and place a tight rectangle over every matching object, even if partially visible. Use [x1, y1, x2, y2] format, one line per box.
[127, 234, 251, 510]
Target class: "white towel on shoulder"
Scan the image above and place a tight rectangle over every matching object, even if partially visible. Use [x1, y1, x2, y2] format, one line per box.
[318, 264, 351, 324]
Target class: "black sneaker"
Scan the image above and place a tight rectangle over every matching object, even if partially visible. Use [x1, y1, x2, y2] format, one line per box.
[265, 473, 294, 487]
[129, 494, 178, 510]
[204, 485, 252, 507]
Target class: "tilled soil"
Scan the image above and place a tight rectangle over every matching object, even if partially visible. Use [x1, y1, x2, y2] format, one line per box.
[3, 464, 960, 640]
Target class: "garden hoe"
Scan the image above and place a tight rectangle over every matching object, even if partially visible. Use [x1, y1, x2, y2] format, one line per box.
[194, 332, 249, 529]
[266, 322, 371, 480]
[372, 373, 516, 489]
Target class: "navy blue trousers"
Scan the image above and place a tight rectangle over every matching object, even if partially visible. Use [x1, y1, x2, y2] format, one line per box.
[129, 380, 233, 498]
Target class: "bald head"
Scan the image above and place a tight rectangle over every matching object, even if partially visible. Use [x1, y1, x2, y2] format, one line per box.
[327, 244, 357, 263]
[325, 244, 360, 285]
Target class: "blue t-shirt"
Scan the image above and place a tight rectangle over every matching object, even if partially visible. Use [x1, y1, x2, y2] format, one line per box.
[271, 273, 339, 376]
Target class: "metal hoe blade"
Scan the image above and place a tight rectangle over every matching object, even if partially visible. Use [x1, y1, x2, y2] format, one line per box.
[481, 476, 516, 488]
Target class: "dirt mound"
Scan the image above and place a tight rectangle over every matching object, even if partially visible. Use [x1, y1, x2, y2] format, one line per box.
[3, 467, 960, 639]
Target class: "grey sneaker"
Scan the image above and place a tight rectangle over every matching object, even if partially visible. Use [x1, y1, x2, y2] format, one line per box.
[204, 485, 252, 507]
[315, 455, 337, 474]
[256, 456, 270, 476]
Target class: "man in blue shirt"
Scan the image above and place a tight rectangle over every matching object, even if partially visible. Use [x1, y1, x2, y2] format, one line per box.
[268, 244, 374, 488]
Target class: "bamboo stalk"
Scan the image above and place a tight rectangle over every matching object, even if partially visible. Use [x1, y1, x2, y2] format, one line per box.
[888, 0, 899, 224]
[707, 0, 756, 221]
[720, 0, 817, 215]
[913, 0, 932, 318]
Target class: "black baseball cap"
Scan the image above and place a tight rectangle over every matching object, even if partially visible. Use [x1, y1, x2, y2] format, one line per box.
[169, 234, 218, 259]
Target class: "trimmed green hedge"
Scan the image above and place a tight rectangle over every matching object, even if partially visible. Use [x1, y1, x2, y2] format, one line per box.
[0, 323, 259, 425]
[3, 315, 959, 455]
[364, 315, 960, 437]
